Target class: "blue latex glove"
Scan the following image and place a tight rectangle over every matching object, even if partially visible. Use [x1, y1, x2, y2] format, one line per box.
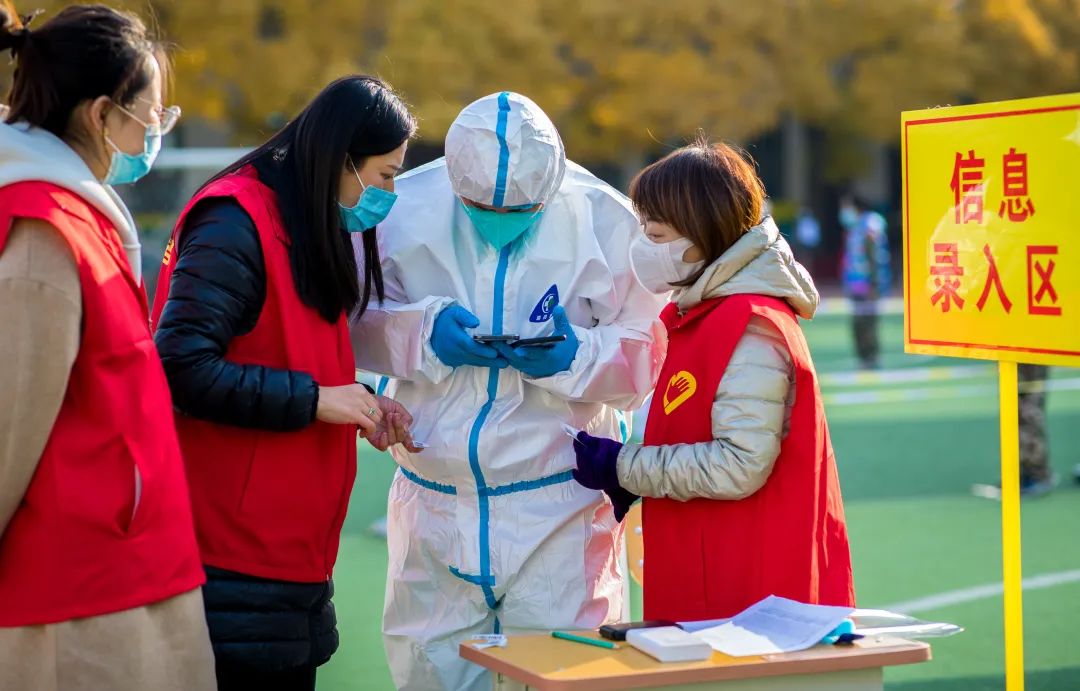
[430, 305, 508, 369]
[494, 306, 579, 378]
[571, 431, 639, 523]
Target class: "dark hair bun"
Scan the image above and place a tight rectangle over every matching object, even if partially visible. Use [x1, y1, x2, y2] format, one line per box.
[0, 0, 29, 54]
[3, 3, 159, 137]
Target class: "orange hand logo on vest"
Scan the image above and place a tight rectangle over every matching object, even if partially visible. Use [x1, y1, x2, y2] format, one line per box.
[662, 370, 697, 415]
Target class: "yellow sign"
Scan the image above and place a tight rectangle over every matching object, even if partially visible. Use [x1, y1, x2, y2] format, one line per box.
[902, 93, 1080, 366]
[661, 370, 697, 415]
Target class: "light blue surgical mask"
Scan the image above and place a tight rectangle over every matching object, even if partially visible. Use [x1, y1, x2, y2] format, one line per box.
[340, 161, 398, 233]
[839, 207, 858, 228]
[103, 125, 161, 186]
[462, 201, 545, 249]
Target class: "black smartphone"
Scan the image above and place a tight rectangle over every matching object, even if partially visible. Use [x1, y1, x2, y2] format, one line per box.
[472, 334, 519, 344]
[598, 620, 678, 641]
[508, 334, 568, 348]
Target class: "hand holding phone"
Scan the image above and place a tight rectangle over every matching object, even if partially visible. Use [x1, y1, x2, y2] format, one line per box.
[472, 334, 520, 344]
[508, 334, 567, 349]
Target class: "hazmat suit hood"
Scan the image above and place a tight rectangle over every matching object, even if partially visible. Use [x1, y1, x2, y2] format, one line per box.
[445, 92, 566, 208]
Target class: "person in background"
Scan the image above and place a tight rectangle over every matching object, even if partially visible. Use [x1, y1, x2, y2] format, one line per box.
[351, 91, 666, 690]
[839, 194, 890, 370]
[570, 139, 855, 622]
[794, 205, 821, 276]
[151, 76, 420, 691]
[0, 4, 215, 689]
[974, 364, 1058, 499]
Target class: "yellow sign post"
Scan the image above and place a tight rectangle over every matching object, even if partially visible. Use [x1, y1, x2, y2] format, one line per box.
[903, 93, 1080, 691]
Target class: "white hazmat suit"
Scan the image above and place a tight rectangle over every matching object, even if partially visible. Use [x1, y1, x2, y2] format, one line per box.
[351, 92, 666, 690]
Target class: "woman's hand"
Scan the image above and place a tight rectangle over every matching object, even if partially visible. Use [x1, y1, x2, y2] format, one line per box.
[366, 395, 425, 453]
[316, 384, 381, 436]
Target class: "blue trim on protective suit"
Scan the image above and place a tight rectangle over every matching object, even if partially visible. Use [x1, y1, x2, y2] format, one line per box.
[464, 243, 513, 613]
[448, 566, 496, 587]
[492, 92, 512, 208]
[616, 410, 629, 443]
[400, 467, 575, 498]
[399, 467, 456, 495]
[484, 471, 575, 497]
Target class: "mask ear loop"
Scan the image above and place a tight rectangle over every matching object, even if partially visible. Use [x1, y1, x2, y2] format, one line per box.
[347, 157, 366, 190]
[99, 105, 119, 176]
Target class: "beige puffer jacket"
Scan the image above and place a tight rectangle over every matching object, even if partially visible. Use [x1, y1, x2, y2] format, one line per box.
[616, 217, 819, 501]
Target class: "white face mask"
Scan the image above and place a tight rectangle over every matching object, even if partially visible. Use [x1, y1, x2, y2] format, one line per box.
[629, 235, 704, 294]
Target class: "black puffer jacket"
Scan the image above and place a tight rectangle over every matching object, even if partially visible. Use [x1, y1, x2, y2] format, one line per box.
[154, 197, 319, 430]
[154, 196, 338, 670]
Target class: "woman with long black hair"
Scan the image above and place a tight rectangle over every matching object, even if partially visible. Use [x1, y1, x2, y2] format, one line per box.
[150, 75, 419, 691]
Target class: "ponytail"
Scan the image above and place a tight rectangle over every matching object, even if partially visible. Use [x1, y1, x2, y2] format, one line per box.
[1, 2, 161, 138]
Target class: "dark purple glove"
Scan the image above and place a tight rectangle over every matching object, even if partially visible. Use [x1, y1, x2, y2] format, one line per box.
[571, 431, 639, 523]
[605, 485, 639, 523]
[571, 431, 621, 490]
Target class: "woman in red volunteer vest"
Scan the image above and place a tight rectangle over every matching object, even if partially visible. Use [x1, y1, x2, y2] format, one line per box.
[151, 76, 421, 691]
[571, 139, 855, 622]
[0, 4, 215, 690]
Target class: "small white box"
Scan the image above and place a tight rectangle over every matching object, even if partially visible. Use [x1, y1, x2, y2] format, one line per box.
[626, 626, 713, 663]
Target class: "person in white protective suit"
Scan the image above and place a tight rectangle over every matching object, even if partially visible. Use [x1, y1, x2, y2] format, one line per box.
[350, 91, 667, 691]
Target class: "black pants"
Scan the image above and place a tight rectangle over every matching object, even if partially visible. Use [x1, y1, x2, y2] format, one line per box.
[851, 297, 880, 367]
[216, 659, 317, 691]
[1018, 364, 1051, 482]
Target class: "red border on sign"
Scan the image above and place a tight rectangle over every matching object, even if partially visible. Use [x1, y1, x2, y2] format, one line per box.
[903, 103, 1080, 357]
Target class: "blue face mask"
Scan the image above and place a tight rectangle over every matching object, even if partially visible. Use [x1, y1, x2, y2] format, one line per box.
[104, 127, 161, 186]
[339, 163, 398, 233]
[462, 201, 545, 249]
[839, 207, 859, 228]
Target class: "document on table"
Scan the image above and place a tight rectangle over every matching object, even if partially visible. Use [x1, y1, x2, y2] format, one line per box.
[692, 596, 854, 657]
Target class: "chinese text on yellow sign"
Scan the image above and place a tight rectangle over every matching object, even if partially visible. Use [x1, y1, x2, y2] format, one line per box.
[903, 94, 1079, 366]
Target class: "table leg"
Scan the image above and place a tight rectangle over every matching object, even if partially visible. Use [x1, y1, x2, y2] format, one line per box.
[493, 671, 530, 691]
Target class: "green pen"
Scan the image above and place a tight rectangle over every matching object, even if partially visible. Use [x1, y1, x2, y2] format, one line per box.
[551, 630, 620, 650]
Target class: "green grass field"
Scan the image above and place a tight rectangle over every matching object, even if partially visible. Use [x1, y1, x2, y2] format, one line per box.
[319, 312, 1080, 690]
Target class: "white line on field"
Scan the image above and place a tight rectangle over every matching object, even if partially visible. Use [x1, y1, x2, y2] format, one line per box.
[878, 569, 1080, 614]
[824, 377, 1080, 406]
[818, 364, 994, 388]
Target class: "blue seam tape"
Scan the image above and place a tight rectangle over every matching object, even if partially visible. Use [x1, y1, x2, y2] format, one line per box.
[492, 92, 512, 207]
[448, 566, 496, 587]
[464, 244, 513, 613]
[483, 470, 575, 497]
[482, 584, 500, 610]
[400, 465, 572, 498]
[399, 467, 456, 495]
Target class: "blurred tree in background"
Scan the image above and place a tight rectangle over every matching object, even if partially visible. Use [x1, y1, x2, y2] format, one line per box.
[4, 0, 1080, 174]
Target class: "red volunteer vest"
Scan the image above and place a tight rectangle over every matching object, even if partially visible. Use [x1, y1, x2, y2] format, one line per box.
[642, 294, 855, 622]
[150, 167, 356, 583]
[0, 182, 204, 626]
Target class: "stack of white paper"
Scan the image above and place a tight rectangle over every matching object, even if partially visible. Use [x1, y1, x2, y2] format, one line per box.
[691, 596, 854, 657]
[627, 626, 713, 662]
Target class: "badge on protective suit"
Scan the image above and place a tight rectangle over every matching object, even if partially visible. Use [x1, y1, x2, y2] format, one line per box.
[529, 284, 559, 322]
[662, 370, 697, 415]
